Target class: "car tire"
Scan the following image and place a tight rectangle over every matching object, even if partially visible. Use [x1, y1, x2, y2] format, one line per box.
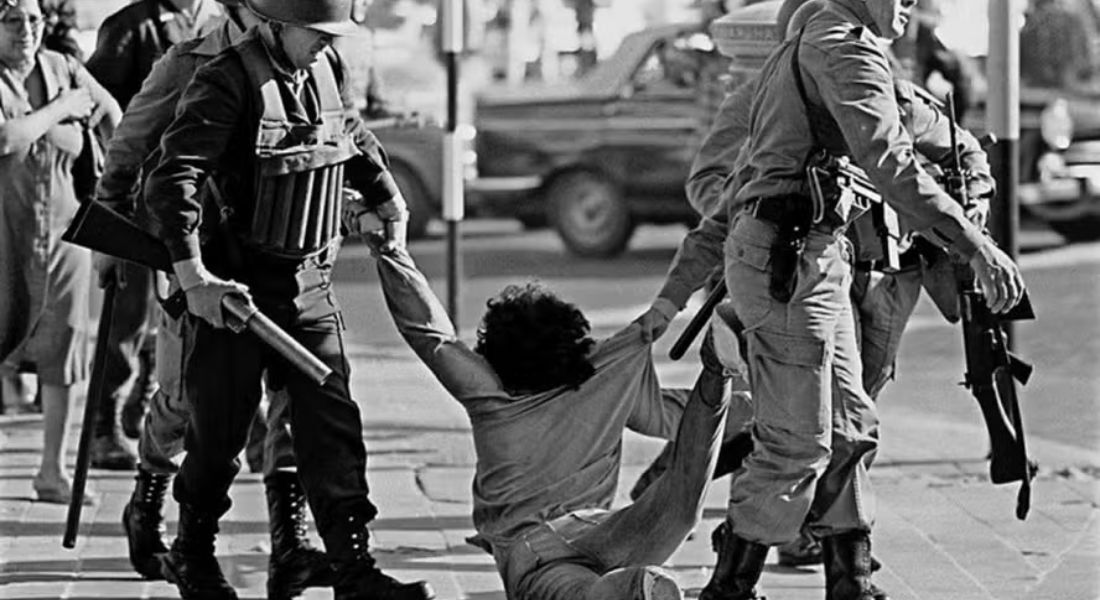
[1048, 215, 1100, 242]
[390, 161, 432, 240]
[547, 171, 634, 258]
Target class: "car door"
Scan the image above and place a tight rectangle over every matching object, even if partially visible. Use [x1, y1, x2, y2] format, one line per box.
[602, 30, 723, 205]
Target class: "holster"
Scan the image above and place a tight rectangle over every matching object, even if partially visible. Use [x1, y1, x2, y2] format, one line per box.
[751, 196, 814, 303]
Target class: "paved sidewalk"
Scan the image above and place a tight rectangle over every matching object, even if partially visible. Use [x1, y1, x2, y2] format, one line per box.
[1, 349, 1098, 599]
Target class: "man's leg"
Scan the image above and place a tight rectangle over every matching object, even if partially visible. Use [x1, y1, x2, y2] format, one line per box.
[125, 307, 188, 580]
[166, 320, 266, 599]
[91, 263, 153, 469]
[279, 316, 432, 600]
[807, 290, 882, 600]
[260, 383, 335, 600]
[701, 221, 856, 600]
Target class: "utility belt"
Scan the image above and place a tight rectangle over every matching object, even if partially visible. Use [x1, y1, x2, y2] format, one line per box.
[743, 194, 820, 303]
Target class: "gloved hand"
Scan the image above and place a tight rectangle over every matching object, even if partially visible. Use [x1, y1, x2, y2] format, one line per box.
[968, 240, 1026, 314]
[634, 297, 677, 342]
[172, 258, 250, 329]
[93, 252, 127, 289]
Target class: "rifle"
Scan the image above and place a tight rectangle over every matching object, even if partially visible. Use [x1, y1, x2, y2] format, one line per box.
[60, 200, 334, 544]
[943, 93, 1037, 519]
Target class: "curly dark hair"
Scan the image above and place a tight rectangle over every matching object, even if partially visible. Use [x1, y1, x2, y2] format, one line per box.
[475, 282, 595, 394]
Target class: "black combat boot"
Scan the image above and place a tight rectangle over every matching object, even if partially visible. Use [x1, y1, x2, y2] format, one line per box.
[266, 473, 337, 600]
[822, 530, 890, 600]
[329, 514, 435, 600]
[698, 520, 769, 600]
[161, 503, 238, 600]
[122, 467, 171, 579]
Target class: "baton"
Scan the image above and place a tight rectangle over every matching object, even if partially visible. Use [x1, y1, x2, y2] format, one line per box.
[63, 279, 116, 548]
[222, 296, 333, 386]
[669, 280, 728, 361]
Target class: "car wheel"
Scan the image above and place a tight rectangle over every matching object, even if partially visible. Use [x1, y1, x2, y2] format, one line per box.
[390, 162, 432, 240]
[1048, 215, 1100, 242]
[547, 171, 634, 257]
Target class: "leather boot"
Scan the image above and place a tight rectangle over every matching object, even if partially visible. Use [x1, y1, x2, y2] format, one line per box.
[822, 530, 889, 600]
[329, 514, 435, 600]
[122, 467, 171, 579]
[698, 520, 769, 600]
[265, 473, 337, 600]
[161, 503, 238, 600]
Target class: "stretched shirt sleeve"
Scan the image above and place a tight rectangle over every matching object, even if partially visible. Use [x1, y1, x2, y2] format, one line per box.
[803, 33, 987, 259]
[96, 45, 194, 213]
[654, 216, 725, 310]
[144, 54, 245, 262]
[377, 248, 506, 402]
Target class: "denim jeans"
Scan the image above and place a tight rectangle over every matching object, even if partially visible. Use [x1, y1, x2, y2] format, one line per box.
[722, 213, 879, 545]
[494, 366, 730, 600]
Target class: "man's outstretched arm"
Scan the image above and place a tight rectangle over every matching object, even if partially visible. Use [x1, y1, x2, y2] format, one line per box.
[376, 248, 505, 401]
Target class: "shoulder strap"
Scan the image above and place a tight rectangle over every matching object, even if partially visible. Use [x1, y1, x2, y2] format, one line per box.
[788, 28, 824, 155]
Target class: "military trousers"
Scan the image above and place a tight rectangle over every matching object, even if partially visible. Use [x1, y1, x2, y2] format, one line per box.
[721, 213, 878, 546]
[138, 307, 296, 477]
[172, 289, 376, 552]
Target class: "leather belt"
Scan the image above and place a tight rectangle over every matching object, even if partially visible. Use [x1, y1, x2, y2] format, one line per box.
[854, 247, 922, 272]
[745, 196, 839, 234]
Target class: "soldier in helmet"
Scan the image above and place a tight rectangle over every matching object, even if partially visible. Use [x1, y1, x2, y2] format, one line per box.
[141, 1, 432, 598]
[95, 2, 344, 598]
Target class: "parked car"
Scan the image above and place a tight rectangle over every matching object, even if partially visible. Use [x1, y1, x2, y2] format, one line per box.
[470, 22, 730, 257]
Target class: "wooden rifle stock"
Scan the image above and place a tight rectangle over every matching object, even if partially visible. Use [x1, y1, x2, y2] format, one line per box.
[669, 280, 727, 361]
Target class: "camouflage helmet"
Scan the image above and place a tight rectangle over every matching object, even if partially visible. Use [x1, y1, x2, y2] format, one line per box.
[245, 0, 359, 36]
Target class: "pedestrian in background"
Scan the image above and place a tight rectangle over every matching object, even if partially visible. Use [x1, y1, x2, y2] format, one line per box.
[0, 0, 120, 503]
[84, 0, 222, 471]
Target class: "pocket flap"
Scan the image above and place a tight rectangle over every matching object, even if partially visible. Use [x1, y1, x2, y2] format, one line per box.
[728, 238, 771, 271]
[750, 328, 826, 367]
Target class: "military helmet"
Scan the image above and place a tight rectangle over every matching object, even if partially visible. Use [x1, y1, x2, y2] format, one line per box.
[245, 0, 360, 36]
